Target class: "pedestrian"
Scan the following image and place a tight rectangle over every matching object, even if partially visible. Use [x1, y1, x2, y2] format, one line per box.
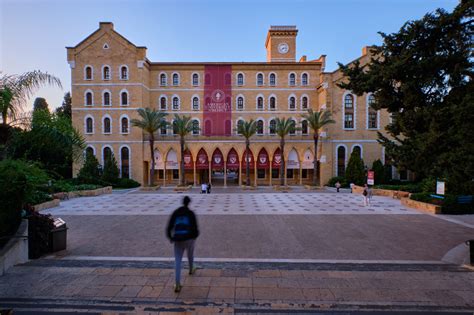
[207, 182, 212, 194]
[363, 184, 369, 206]
[201, 182, 207, 194]
[367, 185, 373, 205]
[166, 196, 200, 293]
[350, 182, 355, 193]
[335, 181, 341, 193]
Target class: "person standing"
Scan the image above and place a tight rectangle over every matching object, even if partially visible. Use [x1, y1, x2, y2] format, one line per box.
[201, 182, 207, 194]
[335, 181, 341, 193]
[166, 196, 199, 293]
[207, 182, 212, 194]
[363, 184, 369, 206]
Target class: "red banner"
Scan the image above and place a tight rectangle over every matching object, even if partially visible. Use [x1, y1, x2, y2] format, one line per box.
[184, 150, 193, 170]
[204, 65, 232, 136]
[272, 148, 282, 169]
[196, 149, 209, 170]
[211, 149, 224, 169]
[241, 149, 254, 169]
[367, 170, 374, 185]
[226, 148, 239, 170]
[257, 149, 270, 169]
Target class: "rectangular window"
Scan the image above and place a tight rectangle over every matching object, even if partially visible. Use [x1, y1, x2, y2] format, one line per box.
[302, 169, 308, 179]
[158, 170, 164, 179]
[172, 169, 179, 179]
[286, 169, 293, 179]
[368, 112, 377, 129]
[257, 169, 265, 179]
[344, 114, 354, 129]
[272, 169, 279, 179]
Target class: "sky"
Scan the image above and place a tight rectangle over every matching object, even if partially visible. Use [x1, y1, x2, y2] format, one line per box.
[1, 0, 458, 111]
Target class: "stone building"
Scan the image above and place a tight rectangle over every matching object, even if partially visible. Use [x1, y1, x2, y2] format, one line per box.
[67, 22, 395, 187]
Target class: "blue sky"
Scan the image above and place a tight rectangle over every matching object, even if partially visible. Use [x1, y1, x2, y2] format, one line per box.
[1, 0, 457, 110]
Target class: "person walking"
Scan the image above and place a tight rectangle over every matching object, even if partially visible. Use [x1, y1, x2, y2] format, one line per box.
[335, 181, 341, 193]
[201, 182, 207, 194]
[207, 182, 212, 194]
[367, 185, 373, 205]
[166, 196, 199, 293]
[363, 184, 369, 206]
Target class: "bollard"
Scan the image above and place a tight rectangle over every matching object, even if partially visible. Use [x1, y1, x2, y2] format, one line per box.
[466, 240, 474, 265]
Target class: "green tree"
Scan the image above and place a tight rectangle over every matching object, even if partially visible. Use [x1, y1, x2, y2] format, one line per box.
[236, 119, 257, 186]
[102, 153, 120, 185]
[77, 151, 101, 183]
[337, 2, 473, 194]
[345, 151, 365, 186]
[274, 118, 298, 186]
[131, 108, 168, 186]
[301, 109, 335, 186]
[55, 92, 72, 120]
[172, 114, 198, 186]
[371, 159, 385, 185]
[33, 97, 49, 112]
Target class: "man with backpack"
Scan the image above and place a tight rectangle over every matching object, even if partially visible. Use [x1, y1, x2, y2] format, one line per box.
[166, 196, 200, 293]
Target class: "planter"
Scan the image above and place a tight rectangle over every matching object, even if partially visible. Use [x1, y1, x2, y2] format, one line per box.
[0, 219, 28, 276]
[304, 185, 322, 190]
[33, 199, 60, 211]
[174, 185, 192, 192]
[273, 185, 291, 192]
[353, 185, 410, 199]
[73, 186, 112, 197]
[140, 185, 161, 191]
[241, 185, 256, 190]
[401, 197, 442, 214]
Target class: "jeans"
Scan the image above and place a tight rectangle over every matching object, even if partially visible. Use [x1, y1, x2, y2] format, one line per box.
[174, 239, 195, 284]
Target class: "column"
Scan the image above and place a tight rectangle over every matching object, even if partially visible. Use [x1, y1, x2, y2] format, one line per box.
[299, 165, 303, 185]
[284, 162, 287, 187]
[193, 161, 197, 186]
[163, 163, 166, 187]
[208, 163, 211, 184]
[254, 160, 257, 187]
[238, 164, 242, 186]
[224, 161, 227, 187]
[269, 159, 272, 186]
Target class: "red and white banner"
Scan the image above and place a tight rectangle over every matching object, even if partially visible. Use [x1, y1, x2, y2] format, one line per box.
[196, 149, 209, 170]
[211, 149, 224, 169]
[272, 148, 282, 169]
[241, 149, 255, 169]
[257, 149, 270, 169]
[203, 65, 232, 136]
[367, 170, 374, 185]
[184, 150, 193, 170]
[226, 149, 239, 170]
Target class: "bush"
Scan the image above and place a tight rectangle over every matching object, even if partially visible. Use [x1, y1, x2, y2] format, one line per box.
[410, 193, 473, 214]
[101, 153, 120, 185]
[327, 176, 348, 188]
[371, 160, 385, 185]
[26, 190, 52, 205]
[345, 151, 365, 186]
[74, 184, 101, 191]
[410, 192, 435, 203]
[420, 177, 436, 193]
[77, 151, 102, 184]
[375, 183, 422, 193]
[114, 178, 141, 189]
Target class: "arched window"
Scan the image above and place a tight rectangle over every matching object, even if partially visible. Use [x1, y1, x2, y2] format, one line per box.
[172, 120, 178, 135]
[269, 119, 276, 134]
[289, 96, 296, 110]
[103, 91, 111, 106]
[172, 73, 179, 86]
[368, 94, 378, 129]
[302, 96, 308, 109]
[160, 97, 167, 110]
[86, 117, 93, 134]
[103, 66, 110, 80]
[237, 73, 244, 86]
[121, 91, 129, 106]
[85, 91, 93, 106]
[352, 145, 362, 158]
[120, 147, 130, 178]
[103, 147, 112, 164]
[172, 97, 179, 110]
[192, 97, 199, 110]
[302, 73, 308, 86]
[192, 120, 199, 135]
[257, 96, 264, 110]
[269, 73, 276, 86]
[120, 66, 128, 80]
[103, 117, 111, 134]
[86, 146, 94, 156]
[121, 117, 129, 134]
[337, 146, 346, 176]
[302, 120, 308, 135]
[160, 121, 167, 135]
[289, 73, 296, 86]
[344, 94, 354, 129]
[237, 120, 244, 135]
[257, 73, 264, 86]
[192, 73, 199, 86]
[237, 96, 244, 110]
[257, 120, 264, 135]
[269, 96, 276, 110]
[160, 73, 167, 86]
[85, 66, 92, 80]
[289, 119, 296, 135]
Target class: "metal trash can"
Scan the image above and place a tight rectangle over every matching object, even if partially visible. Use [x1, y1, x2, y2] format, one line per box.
[467, 240, 474, 265]
[49, 218, 67, 252]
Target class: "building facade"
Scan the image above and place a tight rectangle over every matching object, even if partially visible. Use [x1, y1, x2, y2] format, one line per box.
[68, 22, 392, 187]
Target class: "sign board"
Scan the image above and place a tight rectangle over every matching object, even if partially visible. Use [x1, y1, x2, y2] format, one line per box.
[367, 170, 374, 185]
[436, 181, 445, 195]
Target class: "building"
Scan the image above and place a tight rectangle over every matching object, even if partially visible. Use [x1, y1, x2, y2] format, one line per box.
[67, 22, 393, 187]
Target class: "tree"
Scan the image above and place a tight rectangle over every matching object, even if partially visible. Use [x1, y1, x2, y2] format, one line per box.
[274, 118, 298, 186]
[345, 151, 366, 186]
[55, 92, 72, 120]
[337, 2, 473, 194]
[102, 153, 120, 185]
[77, 151, 101, 184]
[301, 109, 335, 186]
[371, 159, 385, 185]
[172, 114, 198, 186]
[236, 119, 257, 186]
[33, 97, 49, 112]
[131, 108, 168, 186]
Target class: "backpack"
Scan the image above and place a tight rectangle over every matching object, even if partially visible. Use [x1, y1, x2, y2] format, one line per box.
[363, 189, 368, 196]
[172, 215, 192, 241]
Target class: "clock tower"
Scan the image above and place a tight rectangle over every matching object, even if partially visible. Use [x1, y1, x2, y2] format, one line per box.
[265, 25, 298, 62]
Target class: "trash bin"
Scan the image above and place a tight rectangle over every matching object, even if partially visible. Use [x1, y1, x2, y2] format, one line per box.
[49, 218, 67, 252]
[467, 240, 474, 265]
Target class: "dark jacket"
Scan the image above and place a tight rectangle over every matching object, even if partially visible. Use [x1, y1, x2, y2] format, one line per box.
[166, 206, 199, 242]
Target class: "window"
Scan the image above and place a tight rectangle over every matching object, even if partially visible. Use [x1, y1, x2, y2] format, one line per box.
[302, 96, 308, 109]
[352, 146, 362, 158]
[258, 169, 266, 179]
[368, 94, 378, 129]
[302, 73, 308, 86]
[172, 73, 179, 86]
[86, 117, 93, 134]
[237, 96, 244, 110]
[287, 169, 294, 179]
[257, 120, 264, 135]
[85, 91, 93, 106]
[85, 66, 92, 80]
[103, 147, 112, 164]
[257, 73, 264, 86]
[237, 73, 244, 86]
[192, 73, 199, 86]
[103, 91, 111, 106]
[121, 117, 129, 134]
[192, 120, 199, 135]
[289, 96, 296, 110]
[269, 73, 276, 86]
[121, 91, 129, 106]
[302, 169, 308, 178]
[345, 94, 354, 108]
[103, 66, 110, 80]
[344, 114, 354, 128]
[192, 97, 199, 110]
[172, 121, 178, 135]
[120, 66, 128, 80]
[302, 120, 308, 135]
[172, 97, 179, 110]
[269, 119, 276, 134]
[86, 147, 94, 156]
[103, 117, 111, 134]
[160, 97, 167, 110]
[160, 123, 167, 135]
[269, 97, 276, 110]
[257, 96, 264, 110]
[173, 169, 179, 180]
[121, 147, 130, 178]
[160, 73, 167, 86]
[337, 146, 346, 176]
[289, 73, 296, 86]
[344, 94, 355, 129]
[237, 120, 244, 134]
[289, 120, 296, 135]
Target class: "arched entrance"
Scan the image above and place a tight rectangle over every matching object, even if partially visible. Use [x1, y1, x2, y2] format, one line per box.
[241, 149, 254, 186]
[196, 148, 209, 184]
[257, 148, 270, 185]
[211, 148, 225, 186]
[287, 149, 300, 185]
[272, 148, 282, 184]
[302, 149, 315, 185]
[166, 149, 179, 184]
[153, 149, 164, 185]
[226, 148, 240, 186]
[183, 149, 194, 185]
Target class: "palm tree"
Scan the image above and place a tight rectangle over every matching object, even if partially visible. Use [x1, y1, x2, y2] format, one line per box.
[301, 109, 335, 186]
[274, 118, 298, 186]
[236, 119, 257, 186]
[131, 108, 168, 186]
[172, 114, 199, 186]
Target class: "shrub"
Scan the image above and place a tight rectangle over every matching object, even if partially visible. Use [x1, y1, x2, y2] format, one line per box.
[410, 192, 434, 203]
[77, 151, 101, 184]
[74, 184, 101, 191]
[345, 151, 365, 186]
[371, 159, 385, 185]
[52, 179, 75, 193]
[102, 153, 120, 185]
[114, 178, 141, 189]
[420, 177, 436, 193]
[327, 176, 348, 188]
[375, 183, 422, 193]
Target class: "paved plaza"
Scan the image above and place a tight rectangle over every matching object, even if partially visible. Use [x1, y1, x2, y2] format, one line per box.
[2, 190, 474, 313]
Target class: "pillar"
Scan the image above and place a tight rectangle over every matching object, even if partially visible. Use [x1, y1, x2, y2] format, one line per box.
[163, 163, 166, 187]
[208, 163, 211, 184]
[299, 165, 303, 185]
[284, 162, 287, 187]
[193, 161, 197, 186]
[269, 159, 272, 186]
[238, 164, 242, 186]
[224, 160, 227, 187]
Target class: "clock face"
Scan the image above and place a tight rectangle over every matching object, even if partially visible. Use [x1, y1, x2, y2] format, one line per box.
[278, 42, 289, 54]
